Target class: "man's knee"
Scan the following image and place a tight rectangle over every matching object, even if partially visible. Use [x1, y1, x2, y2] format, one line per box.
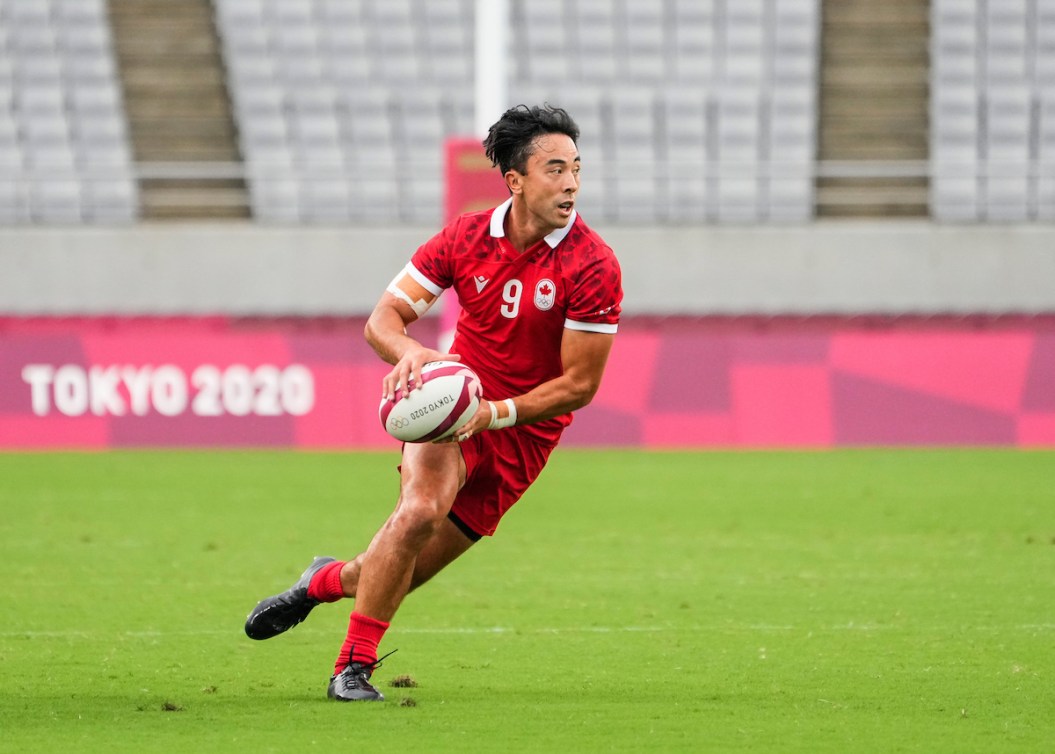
[390, 443, 463, 549]
[387, 494, 451, 545]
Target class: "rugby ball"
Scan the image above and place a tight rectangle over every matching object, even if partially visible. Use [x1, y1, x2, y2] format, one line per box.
[378, 361, 483, 443]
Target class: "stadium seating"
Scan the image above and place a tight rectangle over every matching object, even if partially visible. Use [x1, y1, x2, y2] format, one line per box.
[215, 0, 473, 224]
[6, 0, 1051, 226]
[215, 0, 821, 224]
[1038, 1, 1055, 220]
[0, 0, 138, 223]
[930, 0, 1054, 221]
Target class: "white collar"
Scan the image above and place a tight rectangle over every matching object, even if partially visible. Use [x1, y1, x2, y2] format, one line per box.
[489, 197, 577, 249]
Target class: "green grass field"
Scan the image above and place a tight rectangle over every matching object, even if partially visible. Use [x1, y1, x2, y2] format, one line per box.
[2, 449, 1053, 753]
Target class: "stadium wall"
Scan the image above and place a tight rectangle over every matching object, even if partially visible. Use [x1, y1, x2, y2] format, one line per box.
[2, 223, 1055, 315]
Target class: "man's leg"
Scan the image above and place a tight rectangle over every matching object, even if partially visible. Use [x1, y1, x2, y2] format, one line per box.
[335, 515, 477, 599]
[244, 455, 474, 642]
[328, 441, 468, 701]
[353, 441, 466, 620]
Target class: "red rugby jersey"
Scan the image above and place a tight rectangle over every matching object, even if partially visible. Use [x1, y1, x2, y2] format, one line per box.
[408, 199, 622, 441]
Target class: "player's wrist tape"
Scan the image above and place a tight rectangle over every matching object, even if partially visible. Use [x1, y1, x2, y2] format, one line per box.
[487, 399, 517, 430]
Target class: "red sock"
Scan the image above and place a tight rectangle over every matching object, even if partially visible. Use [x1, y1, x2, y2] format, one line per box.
[306, 560, 347, 603]
[334, 611, 390, 674]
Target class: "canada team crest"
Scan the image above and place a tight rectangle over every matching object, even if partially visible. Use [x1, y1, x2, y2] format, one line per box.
[533, 279, 556, 311]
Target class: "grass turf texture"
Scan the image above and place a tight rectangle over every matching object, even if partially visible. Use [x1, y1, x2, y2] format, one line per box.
[1, 449, 1053, 753]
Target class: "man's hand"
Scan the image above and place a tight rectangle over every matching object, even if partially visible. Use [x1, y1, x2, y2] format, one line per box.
[382, 347, 460, 401]
[433, 398, 492, 444]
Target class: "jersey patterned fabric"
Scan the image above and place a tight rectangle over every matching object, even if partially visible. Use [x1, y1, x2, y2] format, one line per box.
[408, 198, 622, 444]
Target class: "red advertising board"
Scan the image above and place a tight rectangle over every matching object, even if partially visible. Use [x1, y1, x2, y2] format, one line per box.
[0, 317, 392, 449]
[2, 316, 1054, 449]
[438, 137, 510, 347]
[444, 137, 507, 220]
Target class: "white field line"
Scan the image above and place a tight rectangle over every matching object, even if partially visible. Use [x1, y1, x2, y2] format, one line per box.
[1, 623, 1054, 639]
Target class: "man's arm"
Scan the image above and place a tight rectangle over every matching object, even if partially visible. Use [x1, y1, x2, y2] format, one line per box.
[448, 328, 614, 440]
[365, 273, 456, 400]
[511, 328, 614, 424]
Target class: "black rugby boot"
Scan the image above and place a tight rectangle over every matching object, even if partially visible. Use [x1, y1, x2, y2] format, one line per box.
[327, 660, 385, 702]
[244, 556, 336, 640]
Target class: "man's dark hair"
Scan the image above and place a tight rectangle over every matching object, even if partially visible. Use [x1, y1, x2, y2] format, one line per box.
[482, 104, 580, 176]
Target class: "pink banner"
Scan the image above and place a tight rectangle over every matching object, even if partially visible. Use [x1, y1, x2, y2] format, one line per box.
[1, 316, 1053, 449]
[444, 137, 507, 220]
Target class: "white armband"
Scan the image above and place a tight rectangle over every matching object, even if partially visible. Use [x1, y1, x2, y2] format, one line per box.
[487, 398, 518, 430]
[386, 264, 436, 317]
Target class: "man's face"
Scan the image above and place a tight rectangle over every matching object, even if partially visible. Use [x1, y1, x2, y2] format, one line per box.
[512, 133, 580, 230]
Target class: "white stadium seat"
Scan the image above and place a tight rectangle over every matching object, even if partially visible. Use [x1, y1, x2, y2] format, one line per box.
[215, 0, 821, 224]
[930, 0, 1053, 221]
[0, 0, 137, 224]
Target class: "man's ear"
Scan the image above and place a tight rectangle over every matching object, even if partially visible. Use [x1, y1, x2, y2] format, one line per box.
[505, 170, 522, 195]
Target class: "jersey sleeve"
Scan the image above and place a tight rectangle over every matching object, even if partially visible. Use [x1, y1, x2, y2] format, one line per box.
[565, 246, 622, 334]
[408, 218, 461, 293]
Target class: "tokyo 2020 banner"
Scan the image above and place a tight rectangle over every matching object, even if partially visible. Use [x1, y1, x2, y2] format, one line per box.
[1, 316, 1053, 449]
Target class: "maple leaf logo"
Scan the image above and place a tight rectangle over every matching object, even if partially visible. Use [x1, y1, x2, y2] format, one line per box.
[533, 278, 556, 311]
